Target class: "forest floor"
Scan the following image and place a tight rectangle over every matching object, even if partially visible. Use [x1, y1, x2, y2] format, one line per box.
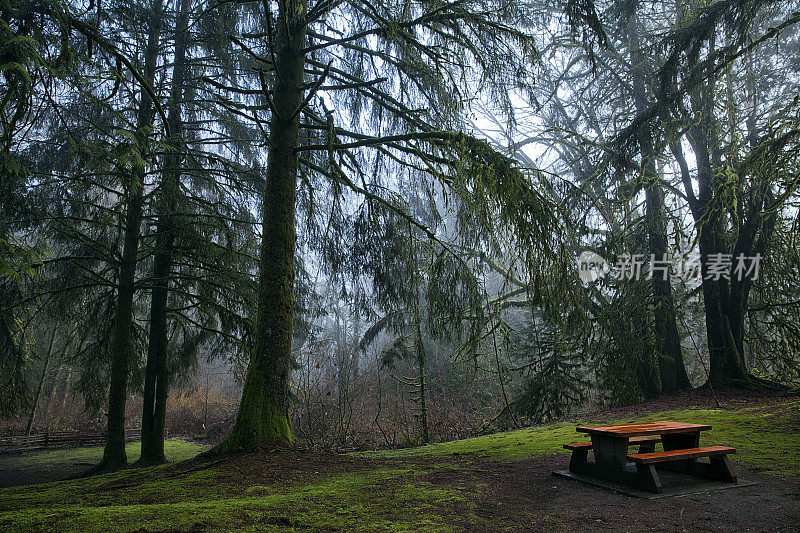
[0, 439, 210, 488]
[0, 390, 798, 532]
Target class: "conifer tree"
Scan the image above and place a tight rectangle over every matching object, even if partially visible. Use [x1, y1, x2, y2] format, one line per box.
[213, 0, 603, 452]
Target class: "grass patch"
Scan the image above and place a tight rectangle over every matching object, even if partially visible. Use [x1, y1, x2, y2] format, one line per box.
[0, 401, 796, 531]
[0, 464, 230, 511]
[355, 422, 578, 461]
[631, 401, 800, 476]
[0, 465, 470, 532]
[359, 400, 800, 475]
[0, 438, 209, 472]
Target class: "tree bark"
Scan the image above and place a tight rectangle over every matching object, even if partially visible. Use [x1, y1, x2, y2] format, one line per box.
[415, 322, 429, 445]
[645, 184, 691, 392]
[351, 312, 360, 381]
[214, 0, 307, 452]
[627, 11, 691, 393]
[99, 0, 163, 471]
[140, 0, 190, 465]
[336, 298, 350, 444]
[25, 327, 56, 435]
[632, 309, 661, 399]
[57, 366, 72, 414]
[686, 60, 750, 386]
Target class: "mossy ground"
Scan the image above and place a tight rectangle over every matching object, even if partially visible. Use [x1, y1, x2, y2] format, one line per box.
[362, 400, 800, 476]
[0, 438, 209, 473]
[1, 398, 798, 532]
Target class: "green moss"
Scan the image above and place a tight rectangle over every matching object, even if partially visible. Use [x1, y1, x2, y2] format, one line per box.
[358, 400, 800, 476]
[630, 401, 800, 476]
[0, 464, 229, 512]
[0, 466, 469, 532]
[0, 438, 209, 473]
[356, 422, 578, 461]
[0, 401, 797, 531]
[214, 380, 294, 454]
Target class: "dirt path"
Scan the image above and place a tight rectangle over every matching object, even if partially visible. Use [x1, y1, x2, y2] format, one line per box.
[0, 450, 91, 488]
[0, 440, 209, 489]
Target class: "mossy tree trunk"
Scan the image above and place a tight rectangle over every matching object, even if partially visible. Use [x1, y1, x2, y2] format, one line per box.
[688, 73, 750, 386]
[646, 183, 692, 392]
[697, 211, 750, 385]
[627, 10, 691, 394]
[102, 176, 144, 469]
[215, 0, 307, 452]
[100, 0, 163, 471]
[336, 299, 350, 444]
[632, 310, 661, 399]
[140, 0, 190, 465]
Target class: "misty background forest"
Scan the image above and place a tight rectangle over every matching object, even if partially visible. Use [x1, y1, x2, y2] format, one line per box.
[2, 0, 800, 469]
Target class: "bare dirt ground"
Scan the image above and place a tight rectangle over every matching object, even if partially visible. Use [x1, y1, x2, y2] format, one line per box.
[133, 448, 800, 531]
[0, 452, 88, 488]
[3, 450, 799, 532]
[449, 455, 800, 532]
[2, 390, 799, 531]
[195, 439, 800, 531]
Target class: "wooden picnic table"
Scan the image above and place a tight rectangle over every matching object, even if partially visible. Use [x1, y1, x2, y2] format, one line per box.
[565, 421, 736, 493]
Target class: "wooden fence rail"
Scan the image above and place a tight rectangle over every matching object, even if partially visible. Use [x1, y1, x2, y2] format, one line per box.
[0, 429, 141, 453]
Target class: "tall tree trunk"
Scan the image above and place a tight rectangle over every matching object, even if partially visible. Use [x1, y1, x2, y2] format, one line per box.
[99, 0, 163, 470]
[646, 183, 691, 391]
[631, 308, 661, 399]
[57, 366, 72, 414]
[687, 60, 749, 386]
[102, 182, 143, 469]
[351, 313, 360, 381]
[215, 0, 307, 452]
[690, 131, 750, 385]
[336, 299, 350, 444]
[627, 10, 690, 393]
[414, 322, 429, 445]
[140, 0, 190, 465]
[684, 31, 777, 386]
[25, 327, 56, 435]
[699, 230, 748, 384]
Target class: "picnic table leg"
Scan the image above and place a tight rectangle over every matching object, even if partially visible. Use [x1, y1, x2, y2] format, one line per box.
[660, 432, 737, 483]
[590, 435, 628, 477]
[585, 435, 657, 491]
[677, 454, 738, 482]
[568, 449, 590, 474]
[636, 441, 656, 454]
[708, 455, 737, 482]
[635, 463, 663, 493]
[657, 431, 701, 474]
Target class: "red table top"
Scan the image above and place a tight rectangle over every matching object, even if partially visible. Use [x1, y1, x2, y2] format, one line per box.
[576, 421, 712, 437]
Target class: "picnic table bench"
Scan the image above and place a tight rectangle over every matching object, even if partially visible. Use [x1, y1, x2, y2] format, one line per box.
[563, 421, 737, 493]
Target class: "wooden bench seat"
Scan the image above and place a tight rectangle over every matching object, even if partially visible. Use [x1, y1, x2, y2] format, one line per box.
[627, 446, 737, 492]
[627, 445, 735, 464]
[562, 421, 738, 493]
[564, 436, 660, 451]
